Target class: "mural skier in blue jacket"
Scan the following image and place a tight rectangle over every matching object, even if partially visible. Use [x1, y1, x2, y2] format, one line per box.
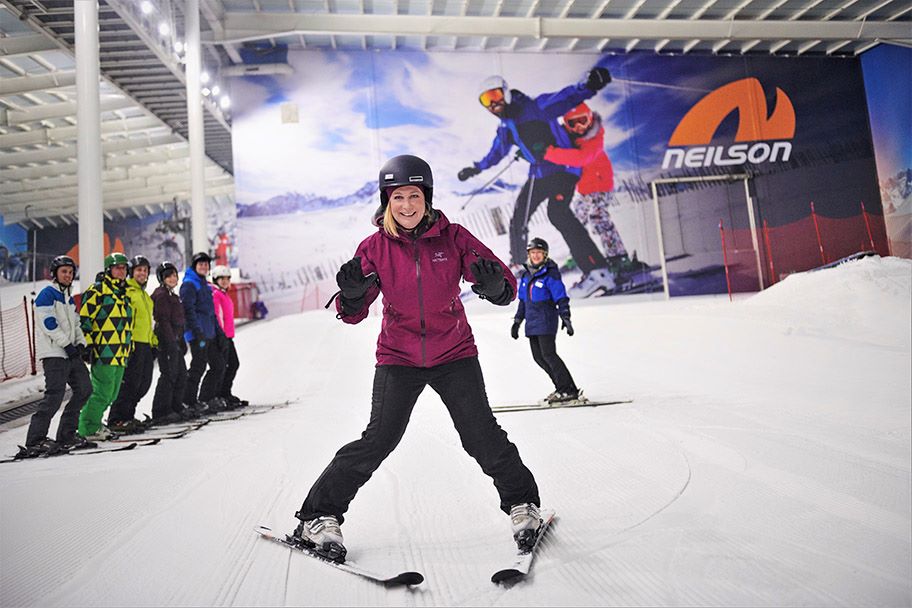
[458, 68, 615, 297]
[512, 238, 580, 404]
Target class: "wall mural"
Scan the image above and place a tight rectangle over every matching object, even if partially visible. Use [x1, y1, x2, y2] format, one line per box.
[230, 50, 887, 316]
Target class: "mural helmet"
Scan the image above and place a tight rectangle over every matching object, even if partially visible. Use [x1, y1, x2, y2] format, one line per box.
[191, 251, 212, 270]
[478, 75, 511, 107]
[378, 154, 434, 209]
[526, 237, 549, 253]
[211, 265, 231, 280]
[104, 252, 129, 271]
[156, 261, 178, 283]
[128, 255, 151, 276]
[49, 255, 76, 282]
[562, 103, 593, 133]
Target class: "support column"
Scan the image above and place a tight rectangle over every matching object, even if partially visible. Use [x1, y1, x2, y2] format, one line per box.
[185, 0, 208, 256]
[75, 0, 104, 283]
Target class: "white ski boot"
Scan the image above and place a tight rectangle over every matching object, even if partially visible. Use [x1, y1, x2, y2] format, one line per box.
[292, 514, 347, 562]
[569, 268, 616, 298]
[510, 503, 542, 550]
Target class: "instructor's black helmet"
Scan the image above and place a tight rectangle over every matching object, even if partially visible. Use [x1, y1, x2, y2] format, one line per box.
[378, 154, 433, 209]
[191, 251, 212, 268]
[128, 254, 151, 276]
[526, 237, 549, 253]
[156, 261, 178, 283]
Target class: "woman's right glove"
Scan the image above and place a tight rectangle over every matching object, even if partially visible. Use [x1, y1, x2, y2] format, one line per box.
[336, 257, 377, 314]
[511, 321, 521, 340]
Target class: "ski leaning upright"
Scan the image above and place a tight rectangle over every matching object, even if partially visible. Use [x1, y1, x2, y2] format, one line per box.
[491, 508, 556, 584]
[255, 525, 424, 587]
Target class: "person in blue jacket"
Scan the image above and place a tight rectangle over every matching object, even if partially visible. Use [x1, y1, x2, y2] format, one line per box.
[511, 238, 579, 404]
[180, 251, 226, 413]
[458, 69, 615, 297]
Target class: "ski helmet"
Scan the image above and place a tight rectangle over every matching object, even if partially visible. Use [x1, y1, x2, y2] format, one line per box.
[378, 154, 434, 209]
[562, 103, 593, 133]
[478, 75, 511, 107]
[156, 261, 178, 283]
[211, 265, 231, 280]
[49, 255, 76, 282]
[191, 251, 212, 269]
[526, 237, 549, 253]
[104, 252, 129, 270]
[128, 254, 151, 276]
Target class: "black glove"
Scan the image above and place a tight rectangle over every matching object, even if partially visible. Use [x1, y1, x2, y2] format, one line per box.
[336, 257, 376, 301]
[179, 339, 188, 355]
[82, 348, 95, 365]
[511, 321, 521, 340]
[469, 258, 506, 299]
[585, 67, 611, 91]
[151, 347, 158, 360]
[561, 317, 574, 336]
[458, 166, 481, 182]
[64, 344, 79, 359]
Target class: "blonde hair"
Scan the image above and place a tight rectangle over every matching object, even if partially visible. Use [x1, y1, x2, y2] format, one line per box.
[382, 201, 431, 238]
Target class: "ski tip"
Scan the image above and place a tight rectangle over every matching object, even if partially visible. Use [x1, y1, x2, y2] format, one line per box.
[491, 569, 522, 584]
[385, 572, 424, 586]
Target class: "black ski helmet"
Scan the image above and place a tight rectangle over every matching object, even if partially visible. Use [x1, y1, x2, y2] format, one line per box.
[156, 261, 178, 283]
[128, 254, 151, 276]
[191, 251, 212, 269]
[49, 255, 76, 282]
[378, 154, 433, 209]
[526, 237, 549, 253]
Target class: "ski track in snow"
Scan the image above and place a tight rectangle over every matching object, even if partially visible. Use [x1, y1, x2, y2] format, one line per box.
[1, 256, 910, 606]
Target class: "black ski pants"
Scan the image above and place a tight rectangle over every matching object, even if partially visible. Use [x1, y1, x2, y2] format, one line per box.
[152, 341, 188, 418]
[185, 339, 225, 405]
[529, 334, 577, 394]
[26, 357, 92, 445]
[218, 338, 240, 399]
[298, 356, 540, 523]
[108, 342, 155, 424]
[510, 171, 608, 274]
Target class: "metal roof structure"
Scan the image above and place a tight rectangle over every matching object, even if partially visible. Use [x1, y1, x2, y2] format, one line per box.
[1, 0, 909, 229]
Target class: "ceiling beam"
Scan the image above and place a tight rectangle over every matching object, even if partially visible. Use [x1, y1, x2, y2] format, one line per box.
[210, 12, 912, 44]
[1, 174, 234, 206]
[0, 34, 60, 57]
[0, 72, 77, 97]
[2, 97, 136, 126]
[0, 116, 164, 148]
[0, 133, 185, 168]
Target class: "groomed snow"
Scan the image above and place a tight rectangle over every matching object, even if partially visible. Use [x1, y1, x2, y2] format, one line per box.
[1, 255, 909, 607]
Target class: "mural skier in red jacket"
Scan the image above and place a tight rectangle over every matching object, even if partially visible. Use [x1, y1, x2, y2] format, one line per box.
[291, 155, 543, 562]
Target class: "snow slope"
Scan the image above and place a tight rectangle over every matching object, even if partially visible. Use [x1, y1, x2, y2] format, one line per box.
[0, 256, 909, 607]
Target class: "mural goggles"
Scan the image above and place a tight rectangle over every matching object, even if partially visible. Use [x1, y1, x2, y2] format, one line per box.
[566, 114, 592, 130]
[479, 88, 506, 108]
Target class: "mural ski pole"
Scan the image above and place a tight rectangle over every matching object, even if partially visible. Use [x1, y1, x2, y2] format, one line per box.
[611, 77, 712, 94]
[460, 155, 519, 211]
[860, 201, 876, 251]
[810, 201, 827, 265]
[719, 219, 733, 302]
[763, 219, 777, 286]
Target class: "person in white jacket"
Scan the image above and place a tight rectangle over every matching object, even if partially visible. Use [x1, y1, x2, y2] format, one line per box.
[17, 255, 94, 458]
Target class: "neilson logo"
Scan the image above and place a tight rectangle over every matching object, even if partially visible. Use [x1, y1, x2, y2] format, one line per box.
[662, 77, 796, 169]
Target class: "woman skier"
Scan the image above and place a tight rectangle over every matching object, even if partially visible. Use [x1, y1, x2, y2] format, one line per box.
[291, 154, 543, 563]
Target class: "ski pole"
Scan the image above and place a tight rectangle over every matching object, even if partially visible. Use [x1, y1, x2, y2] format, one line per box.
[460, 155, 520, 211]
[611, 78, 711, 94]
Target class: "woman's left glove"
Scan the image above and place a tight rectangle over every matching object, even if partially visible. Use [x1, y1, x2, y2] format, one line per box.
[337, 257, 375, 301]
[561, 316, 574, 336]
[470, 259, 506, 299]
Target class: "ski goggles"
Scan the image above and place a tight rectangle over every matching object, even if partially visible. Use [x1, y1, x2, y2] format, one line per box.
[479, 88, 505, 108]
[566, 115, 592, 130]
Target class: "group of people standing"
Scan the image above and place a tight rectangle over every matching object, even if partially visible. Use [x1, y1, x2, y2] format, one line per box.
[17, 251, 246, 458]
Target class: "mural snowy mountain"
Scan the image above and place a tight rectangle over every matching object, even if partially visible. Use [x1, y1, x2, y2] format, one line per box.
[238, 181, 376, 217]
[881, 168, 912, 214]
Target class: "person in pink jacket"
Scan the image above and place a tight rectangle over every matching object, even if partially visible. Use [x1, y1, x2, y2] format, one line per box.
[209, 265, 247, 408]
[290, 155, 543, 562]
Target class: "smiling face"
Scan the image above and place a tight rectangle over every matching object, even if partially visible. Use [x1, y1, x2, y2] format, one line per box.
[110, 264, 127, 280]
[528, 248, 546, 265]
[132, 265, 149, 285]
[388, 185, 426, 231]
[56, 265, 74, 287]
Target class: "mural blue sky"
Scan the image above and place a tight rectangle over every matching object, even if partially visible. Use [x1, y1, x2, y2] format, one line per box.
[861, 44, 912, 181]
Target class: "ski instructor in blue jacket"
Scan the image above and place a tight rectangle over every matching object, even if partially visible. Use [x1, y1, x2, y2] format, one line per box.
[512, 237, 580, 404]
[458, 68, 615, 297]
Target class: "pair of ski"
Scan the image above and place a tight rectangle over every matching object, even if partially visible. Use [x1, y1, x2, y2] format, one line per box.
[255, 508, 556, 586]
[492, 395, 633, 413]
[0, 437, 162, 464]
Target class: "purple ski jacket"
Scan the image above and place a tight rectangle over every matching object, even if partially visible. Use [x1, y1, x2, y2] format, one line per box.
[337, 211, 517, 368]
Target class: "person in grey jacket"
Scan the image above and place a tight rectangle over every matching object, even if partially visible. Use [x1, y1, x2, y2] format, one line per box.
[17, 255, 94, 458]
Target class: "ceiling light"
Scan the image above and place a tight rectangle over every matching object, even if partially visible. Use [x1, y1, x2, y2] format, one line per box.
[202, 87, 211, 96]
[140, 1, 154, 15]
[219, 96, 231, 109]
[200, 71, 210, 84]
[211, 85, 220, 96]
[158, 22, 170, 36]
[173, 40, 184, 54]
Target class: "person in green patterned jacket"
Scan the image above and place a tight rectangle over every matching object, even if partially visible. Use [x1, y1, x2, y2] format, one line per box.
[77, 252, 134, 440]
